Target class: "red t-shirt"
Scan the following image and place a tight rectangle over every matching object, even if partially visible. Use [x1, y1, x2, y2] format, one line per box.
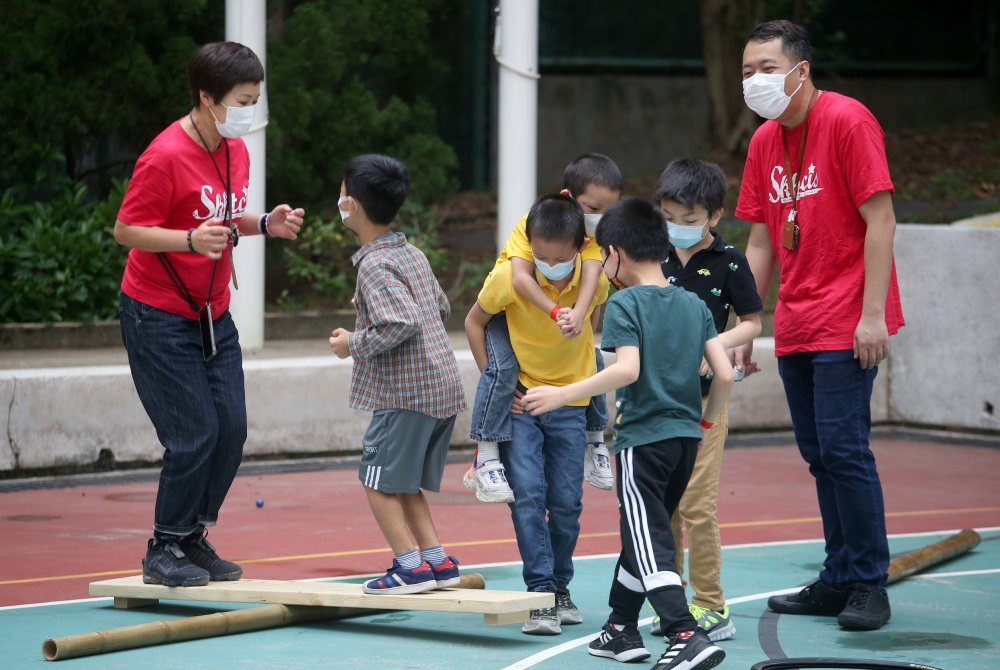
[118, 120, 251, 319]
[735, 91, 905, 356]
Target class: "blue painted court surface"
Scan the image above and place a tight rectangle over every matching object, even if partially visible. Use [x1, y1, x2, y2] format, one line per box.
[2, 528, 997, 669]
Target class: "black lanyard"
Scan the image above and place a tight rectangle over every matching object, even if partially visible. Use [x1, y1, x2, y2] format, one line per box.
[156, 116, 233, 313]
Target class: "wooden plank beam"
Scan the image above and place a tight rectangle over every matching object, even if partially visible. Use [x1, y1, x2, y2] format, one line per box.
[90, 576, 552, 624]
[113, 597, 158, 609]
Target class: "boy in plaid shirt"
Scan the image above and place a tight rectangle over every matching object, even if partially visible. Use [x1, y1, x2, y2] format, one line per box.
[329, 154, 468, 594]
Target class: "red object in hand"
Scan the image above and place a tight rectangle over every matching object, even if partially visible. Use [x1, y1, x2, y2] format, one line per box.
[700, 419, 714, 430]
[549, 305, 561, 321]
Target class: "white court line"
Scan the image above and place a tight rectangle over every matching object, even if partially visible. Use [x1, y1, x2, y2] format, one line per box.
[3, 526, 998, 612]
[912, 567, 1000, 579]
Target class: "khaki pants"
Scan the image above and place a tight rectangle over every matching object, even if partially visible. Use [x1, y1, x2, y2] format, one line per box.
[670, 400, 727, 611]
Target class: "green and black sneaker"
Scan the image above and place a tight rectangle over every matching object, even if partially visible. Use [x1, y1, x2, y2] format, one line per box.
[651, 604, 735, 642]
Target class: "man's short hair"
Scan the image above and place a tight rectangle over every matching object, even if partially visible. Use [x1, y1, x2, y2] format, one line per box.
[188, 42, 265, 107]
[595, 197, 670, 262]
[561, 153, 623, 198]
[341, 154, 410, 224]
[745, 20, 812, 66]
[653, 158, 727, 215]
[525, 194, 585, 249]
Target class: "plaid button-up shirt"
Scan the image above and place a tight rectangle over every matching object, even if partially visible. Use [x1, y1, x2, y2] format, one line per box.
[347, 232, 468, 419]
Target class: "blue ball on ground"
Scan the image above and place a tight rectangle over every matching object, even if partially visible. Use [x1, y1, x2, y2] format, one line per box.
[256, 498, 264, 508]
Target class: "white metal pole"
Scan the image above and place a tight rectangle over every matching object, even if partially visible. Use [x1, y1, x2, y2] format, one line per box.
[495, 0, 539, 253]
[226, 0, 267, 350]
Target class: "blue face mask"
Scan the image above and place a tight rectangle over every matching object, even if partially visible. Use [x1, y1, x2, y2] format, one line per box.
[667, 220, 709, 249]
[536, 255, 577, 281]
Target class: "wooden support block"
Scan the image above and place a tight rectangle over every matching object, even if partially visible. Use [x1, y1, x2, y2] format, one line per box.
[113, 597, 159, 609]
[483, 610, 529, 626]
[90, 576, 553, 625]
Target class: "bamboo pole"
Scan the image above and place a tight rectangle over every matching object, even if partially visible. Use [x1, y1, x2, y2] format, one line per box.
[44, 573, 486, 661]
[885, 529, 981, 585]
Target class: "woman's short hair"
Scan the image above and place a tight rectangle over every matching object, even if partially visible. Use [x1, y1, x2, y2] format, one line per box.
[188, 42, 265, 107]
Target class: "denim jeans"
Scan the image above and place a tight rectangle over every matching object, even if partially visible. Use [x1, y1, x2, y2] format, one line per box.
[120, 293, 247, 536]
[469, 312, 609, 442]
[500, 405, 586, 593]
[777, 349, 889, 590]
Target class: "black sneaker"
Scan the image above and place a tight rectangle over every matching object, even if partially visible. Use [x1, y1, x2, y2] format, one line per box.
[838, 583, 891, 630]
[522, 607, 562, 635]
[653, 630, 725, 670]
[556, 590, 583, 625]
[142, 538, 210, 587]
[588, 621, 651, 663]
[179, 528, 242, 581]
[767, 579, 847, 617]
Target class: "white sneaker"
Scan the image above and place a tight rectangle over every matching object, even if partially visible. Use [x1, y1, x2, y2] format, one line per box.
[584, 442, 614, 490]
[463, 460, 515, 503]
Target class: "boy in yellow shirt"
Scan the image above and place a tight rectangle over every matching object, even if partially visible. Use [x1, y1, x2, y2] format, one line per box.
[463, 153, 622, 503]
[466, 194, 610, 633]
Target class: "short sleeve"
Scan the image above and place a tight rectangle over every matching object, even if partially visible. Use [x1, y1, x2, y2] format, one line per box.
[724, 250, 764, 316]
[501, 214, 534, 263]
[839, 116, 894, 207]
[580, 238, 603, 262]
[600, 294, 639, 351]
[476, 261, 515, 315]
[703, 302, 719, 341]
[735, 133, 765, 223]
[118, 158, 173, 227]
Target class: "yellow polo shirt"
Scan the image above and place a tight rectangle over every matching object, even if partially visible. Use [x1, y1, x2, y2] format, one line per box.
[487, 213, 604, 282]
[477, 259, 609, 405]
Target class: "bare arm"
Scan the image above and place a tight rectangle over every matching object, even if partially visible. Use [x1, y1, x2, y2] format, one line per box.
[718, 312, 762, 350]
[239, 205, 304, 240]
[559, 260, 602, 337]
[730, 223, 775, 373]
[855, 190, 895, 369]
[114, 217, 230, 260]
[511, 257, 558, 315]
[465, 303, 493, 373]
[522, 346, 640, 415]
[590, 305, 601, 333]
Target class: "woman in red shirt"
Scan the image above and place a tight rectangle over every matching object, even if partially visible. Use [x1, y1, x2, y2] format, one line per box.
[114, 42, 304, 588]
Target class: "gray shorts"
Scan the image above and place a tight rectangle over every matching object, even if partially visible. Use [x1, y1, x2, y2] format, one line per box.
[359, 409, 456, 494]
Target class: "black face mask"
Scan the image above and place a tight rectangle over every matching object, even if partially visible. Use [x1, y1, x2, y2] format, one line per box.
[602, 252, 626, 290]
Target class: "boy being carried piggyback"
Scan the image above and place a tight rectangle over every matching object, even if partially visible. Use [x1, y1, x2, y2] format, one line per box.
[463, 154, 623, 503]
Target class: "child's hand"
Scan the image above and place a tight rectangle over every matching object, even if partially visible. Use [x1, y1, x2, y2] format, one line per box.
[698, 424, 708, 451]
[523, 385, 568, 415]
[329, 328, 352, 358]
[557, 307, 584, 339]
[510, 388, 527, 415]
[699, 357, 712, 377]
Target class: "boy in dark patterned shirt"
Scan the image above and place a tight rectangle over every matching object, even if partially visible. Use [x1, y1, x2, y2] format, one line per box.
[329, 154, 468, 594]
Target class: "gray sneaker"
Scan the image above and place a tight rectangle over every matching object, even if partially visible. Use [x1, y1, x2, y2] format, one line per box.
[179, 528, 242, 581]
[584, 442, 614, 490]
[556, 590, 583, 625]
[522, 607, 562, 635]
[142, 538, 210, 587]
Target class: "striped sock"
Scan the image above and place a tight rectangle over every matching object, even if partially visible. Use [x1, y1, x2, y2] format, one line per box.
[395, 548, 422, 570]
[419, 545, 447, 567]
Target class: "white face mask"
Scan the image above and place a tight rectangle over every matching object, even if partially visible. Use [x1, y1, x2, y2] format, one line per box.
[583, 213, 602, 237]
[742, 62, 804, 120]
[211, 102, 255, 138]
[536, 254, 577, 281]
[338, 196, 353, 221]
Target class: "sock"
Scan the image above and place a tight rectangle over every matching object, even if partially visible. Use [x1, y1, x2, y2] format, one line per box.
[610, 623, 626, 631]
[476, 442, 500, 465]
[395, 548, 422, 570]
[587, 431, 604, 445]
[419, 545, 447, 567]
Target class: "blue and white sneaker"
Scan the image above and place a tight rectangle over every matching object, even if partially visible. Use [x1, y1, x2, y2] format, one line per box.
[431, 556, 461, 589]
[584, 442, 614, 490]
[362, 559, 438, 595]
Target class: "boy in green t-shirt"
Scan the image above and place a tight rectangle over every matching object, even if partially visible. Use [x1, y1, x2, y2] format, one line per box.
[523, 197, 734, 670]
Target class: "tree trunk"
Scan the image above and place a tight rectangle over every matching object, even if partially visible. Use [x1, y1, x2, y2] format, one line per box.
[700, 0, 765, 154]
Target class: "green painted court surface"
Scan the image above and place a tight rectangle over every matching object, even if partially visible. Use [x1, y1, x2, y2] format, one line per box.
[3, 529, 997, 669]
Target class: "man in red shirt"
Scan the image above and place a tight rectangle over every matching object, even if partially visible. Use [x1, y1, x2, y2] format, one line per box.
[733, 20, 903, 631]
